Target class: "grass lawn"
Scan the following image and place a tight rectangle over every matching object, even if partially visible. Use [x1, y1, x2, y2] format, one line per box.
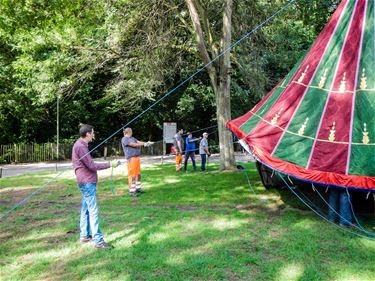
[0, 162, 374, 281]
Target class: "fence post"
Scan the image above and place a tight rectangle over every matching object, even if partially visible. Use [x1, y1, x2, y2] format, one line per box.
[104, 146, 108, 160]
[14, 143, 17, 163]
[161, 140, 165, 165]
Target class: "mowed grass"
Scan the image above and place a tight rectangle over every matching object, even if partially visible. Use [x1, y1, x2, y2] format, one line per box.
[0, 163, 374, 281]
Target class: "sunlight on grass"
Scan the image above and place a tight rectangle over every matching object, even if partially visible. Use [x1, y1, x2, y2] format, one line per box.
[360, 239, 375, 250]
[149, 232, 170, 243]
[2, 244, 80, 280]
[210, 218, 249, 230]
[113, 230, 144, 248]
[21, 247, 74, 262]
[163, 177, 180, 184]
[292, 219, 319, 230]
[148, 218, 248, 245]
[107, 228, 137, 243]
[1, 260, 23, 278]
[23, 230, 61, 241]
[166, 237, 239, 266]
[142, 164, 163, 171]
[166, 253, 185, 266]
[278, 262, 304, 281]
[166, 243, 214, 266]
[336, 272, 373, 281]
[148, 221, 182, 243]
[82, 273, 131, 281]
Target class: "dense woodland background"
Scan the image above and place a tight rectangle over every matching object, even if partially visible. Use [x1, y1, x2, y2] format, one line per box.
[0, 0, 340, 146]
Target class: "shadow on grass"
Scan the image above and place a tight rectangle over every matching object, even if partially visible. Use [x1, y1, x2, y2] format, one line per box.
[19, 208, 375, 281]
[0, 163, 374, 280]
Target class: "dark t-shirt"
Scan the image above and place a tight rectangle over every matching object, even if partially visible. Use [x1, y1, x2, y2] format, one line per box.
[173, 133, 184, 153]
[121, 136, 140, 159]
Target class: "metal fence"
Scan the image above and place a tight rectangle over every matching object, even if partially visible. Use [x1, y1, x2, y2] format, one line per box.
[0, 138, 241, 164]
[0, 140, 165, 164]
[0, 143, 72, 163]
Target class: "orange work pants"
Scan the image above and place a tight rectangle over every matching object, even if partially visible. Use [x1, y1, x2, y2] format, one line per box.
[127, 156, 141, 192]
[176, 154, 182, 171]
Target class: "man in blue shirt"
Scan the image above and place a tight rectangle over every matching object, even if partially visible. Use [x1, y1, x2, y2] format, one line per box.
[184, 132, 201, 172]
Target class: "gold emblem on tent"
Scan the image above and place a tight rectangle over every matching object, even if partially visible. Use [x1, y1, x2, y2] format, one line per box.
[318, 69, 328, 88]
[362, 123, 370, 144]
[339, 72, 347, 92]
[298, 117, 309, 136]
[328, 122, 336, 142]
[360, 68, 367, 90]
[271, 108, 283, 126]
[297, 65, 309, 83]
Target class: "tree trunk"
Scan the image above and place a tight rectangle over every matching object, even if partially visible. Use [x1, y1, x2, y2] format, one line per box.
[186, 0, 235, 170]
[218, 0, 235, 169]
[216, 85, 235, 169]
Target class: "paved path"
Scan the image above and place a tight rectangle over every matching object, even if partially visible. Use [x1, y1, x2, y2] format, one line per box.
[0, 162, 72, 178]
[0, 153, 253, 178]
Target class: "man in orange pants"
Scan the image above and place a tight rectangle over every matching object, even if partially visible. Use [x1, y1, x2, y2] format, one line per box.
[121, 127, 151, 196]
[173, 128, 184, 172]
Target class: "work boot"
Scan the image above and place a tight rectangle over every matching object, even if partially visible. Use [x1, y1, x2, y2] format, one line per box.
[129, 191, 137, 197]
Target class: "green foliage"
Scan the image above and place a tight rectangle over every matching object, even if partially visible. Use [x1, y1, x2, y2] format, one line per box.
[0, 0, 339, 144]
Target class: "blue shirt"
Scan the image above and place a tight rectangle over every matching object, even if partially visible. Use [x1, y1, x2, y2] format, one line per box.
[185, 137, 196, 152]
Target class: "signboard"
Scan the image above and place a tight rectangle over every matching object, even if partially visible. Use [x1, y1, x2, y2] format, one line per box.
[163, 122, 176, 144]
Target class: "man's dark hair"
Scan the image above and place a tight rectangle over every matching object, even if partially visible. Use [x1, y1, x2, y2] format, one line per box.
[79, 124, 94, 137]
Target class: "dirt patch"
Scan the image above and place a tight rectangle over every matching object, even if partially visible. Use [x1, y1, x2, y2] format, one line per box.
[66, 229, 79, 235]
[0, 187, 40, 207]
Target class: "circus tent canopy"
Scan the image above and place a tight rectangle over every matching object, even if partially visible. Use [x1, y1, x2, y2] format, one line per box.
[227, 0, 375, 190]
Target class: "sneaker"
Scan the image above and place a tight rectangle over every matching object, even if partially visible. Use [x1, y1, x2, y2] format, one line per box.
[80, 235, 92, 243]
[95, 242, 114, 249]
[136, 188, 144, 193]
[129, 191, 137, 197]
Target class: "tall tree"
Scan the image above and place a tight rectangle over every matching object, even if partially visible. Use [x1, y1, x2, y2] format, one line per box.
[0, 0, 339, 146]
[185, 0, 235, 170]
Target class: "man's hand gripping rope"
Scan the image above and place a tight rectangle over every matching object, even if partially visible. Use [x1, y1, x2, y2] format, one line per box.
[143, 141, 155, 147]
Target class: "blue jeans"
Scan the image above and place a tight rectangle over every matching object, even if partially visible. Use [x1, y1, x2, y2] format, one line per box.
[79, 183, 104, 244]
[201, 154, 206, 171]
[328, 189, 352, 225]
[184, 151, 196, 171]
